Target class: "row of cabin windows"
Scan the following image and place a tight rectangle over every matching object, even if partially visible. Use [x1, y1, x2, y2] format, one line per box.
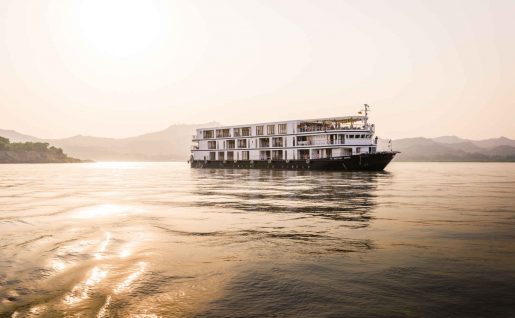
[206, 134, 372, 150]
[208, 150, 284, 161]
[208, 138, 284, 149]
[348, 134, 372, 139]
[260, 150, 284, 160]
[256, 123, 287, 135]
[206, 147, 373, 161]
[202, 129, 370, 140]
[233, 127, 251, 137]
[208, 139, 248, 149]
[202, 124, 288, 139]
[209, 151, 250, 161]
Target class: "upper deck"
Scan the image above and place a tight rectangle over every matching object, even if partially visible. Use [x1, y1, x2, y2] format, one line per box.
[192, 115, 373, 141]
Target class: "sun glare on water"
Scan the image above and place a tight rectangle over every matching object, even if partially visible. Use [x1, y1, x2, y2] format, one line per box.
[71, 204, 144, 219]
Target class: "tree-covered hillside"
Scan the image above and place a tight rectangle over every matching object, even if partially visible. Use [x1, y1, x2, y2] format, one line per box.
[0, 137, 82, 163]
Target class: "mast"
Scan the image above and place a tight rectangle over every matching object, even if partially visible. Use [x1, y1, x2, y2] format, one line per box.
[363, 104, 370, 127]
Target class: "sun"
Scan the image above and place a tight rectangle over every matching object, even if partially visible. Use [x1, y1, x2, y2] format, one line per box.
[77, 0, 165, 58]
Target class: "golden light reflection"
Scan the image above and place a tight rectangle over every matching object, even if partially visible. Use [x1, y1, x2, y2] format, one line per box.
[131, 314, 160, 318]
[96, 295, 111, 318]
[95, 232, 111, 260]
[114, 262, 146, 294]
[50, 259, 67, 271]
[64, 266, 108, 305]
[15, 305, 47, 317]
[71, 204, 144, 219]
[92, 162, 148, 170]
[119, 243, 133, 258]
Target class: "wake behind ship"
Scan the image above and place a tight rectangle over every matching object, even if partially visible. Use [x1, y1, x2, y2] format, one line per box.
[190, 105, 397, 171]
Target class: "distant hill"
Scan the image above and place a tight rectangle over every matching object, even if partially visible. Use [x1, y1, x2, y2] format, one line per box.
[471, 137, 515, 149]
[1, 126, 513, 162]
[433, 135, 515, 148]
[379, 136, 515, 161]
[45, 122, 219, 161]
[0, 129, 42, 143]
[431, 136, 469, 144]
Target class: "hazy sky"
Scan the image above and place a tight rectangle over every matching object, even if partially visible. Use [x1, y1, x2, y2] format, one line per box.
[0, 0, 514, 139]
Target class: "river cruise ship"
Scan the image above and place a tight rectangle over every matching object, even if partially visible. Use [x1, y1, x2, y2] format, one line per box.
[190, 105, 397, 171]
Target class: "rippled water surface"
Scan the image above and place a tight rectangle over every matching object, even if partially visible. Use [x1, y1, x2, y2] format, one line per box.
[1, 162, 514, 317]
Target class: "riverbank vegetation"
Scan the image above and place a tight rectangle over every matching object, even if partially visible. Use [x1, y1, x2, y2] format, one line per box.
[0, 137, 82, 163]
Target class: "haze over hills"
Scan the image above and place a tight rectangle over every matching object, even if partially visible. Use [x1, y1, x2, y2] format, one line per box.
[0, 129, 42, 143]
[2, 123, 219, 162]
[1, 128, 514, 162]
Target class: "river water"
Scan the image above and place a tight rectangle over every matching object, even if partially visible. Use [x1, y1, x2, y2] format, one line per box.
[0, 162, 514, 317]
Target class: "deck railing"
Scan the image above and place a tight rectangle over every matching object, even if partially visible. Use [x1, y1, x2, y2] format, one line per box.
[297, 140, 346, 146]
[297, 126, 367, 133]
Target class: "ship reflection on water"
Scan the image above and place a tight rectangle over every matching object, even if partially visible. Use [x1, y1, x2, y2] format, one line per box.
[194, 169, 384, 224]
[0, 162, 514, 317]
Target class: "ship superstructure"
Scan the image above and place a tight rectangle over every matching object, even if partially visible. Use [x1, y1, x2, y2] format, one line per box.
[190, 105, 396, 171]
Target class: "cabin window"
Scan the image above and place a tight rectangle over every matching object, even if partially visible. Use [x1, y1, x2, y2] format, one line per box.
[296, 136, 309, 146]
[203, 130, 214, 138]
[259, 138, 270, 148]
[237, 139, 247, 148]
[256, 126, 264, 135]
[272, 150, 283, 160]
[208, 141, 217, 149]
[216, 129, 231, 138]
[267, 125, 275, 135]
[298, 149, 310, 160]
[260, 150, 271, 160]
[241, 127, 251, 136]
[209, 152, 216, 160]
[278, 124, 287, 134]
[242, 151, 249, 160]
[272, 137, 283, 147]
